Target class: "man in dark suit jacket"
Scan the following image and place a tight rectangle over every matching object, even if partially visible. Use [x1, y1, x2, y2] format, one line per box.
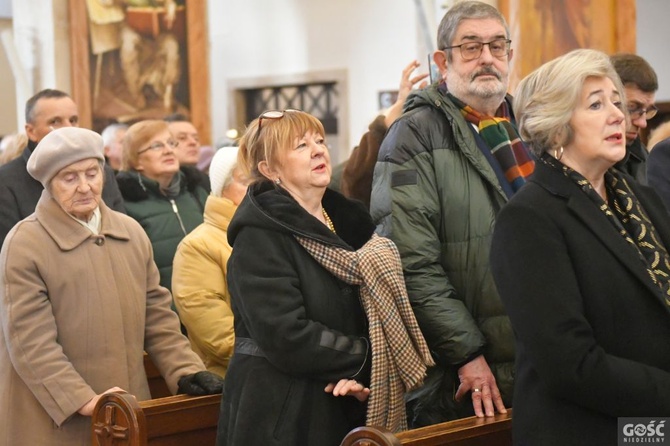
[647, 137, 670, 211]
[0, 89, 125, 246]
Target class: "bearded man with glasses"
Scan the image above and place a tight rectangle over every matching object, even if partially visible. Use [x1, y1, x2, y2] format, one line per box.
[610, 53, 659, 185]
[371, 0, 533, 426]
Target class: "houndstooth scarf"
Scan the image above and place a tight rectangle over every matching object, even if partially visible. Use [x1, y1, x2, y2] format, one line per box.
[295, 233, 434, 432]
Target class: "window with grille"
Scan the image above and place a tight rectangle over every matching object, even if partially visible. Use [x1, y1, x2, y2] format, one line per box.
[243, 82, 339, 134]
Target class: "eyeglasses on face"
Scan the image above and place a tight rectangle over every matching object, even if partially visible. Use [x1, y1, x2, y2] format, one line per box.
[627, 104, 658, 120]
[138, 139, 179, 155]
[443, 39, 512, 61]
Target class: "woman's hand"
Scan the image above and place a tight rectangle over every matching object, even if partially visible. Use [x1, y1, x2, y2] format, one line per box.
[77, 386, 126, 416]
[325, 379, 370, 402]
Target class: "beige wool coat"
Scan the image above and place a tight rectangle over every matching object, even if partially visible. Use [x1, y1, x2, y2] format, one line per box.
[0, 190, 205, 446]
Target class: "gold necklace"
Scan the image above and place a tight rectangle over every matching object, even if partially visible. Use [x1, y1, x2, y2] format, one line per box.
[322, 208, 336, 233]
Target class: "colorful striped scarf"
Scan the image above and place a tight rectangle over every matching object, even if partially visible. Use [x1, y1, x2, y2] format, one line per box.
[451, 95, 534, 192]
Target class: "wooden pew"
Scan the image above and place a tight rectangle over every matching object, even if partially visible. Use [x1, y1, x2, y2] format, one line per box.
[341, 410, 512, 446]
[91, 391, 221, 446]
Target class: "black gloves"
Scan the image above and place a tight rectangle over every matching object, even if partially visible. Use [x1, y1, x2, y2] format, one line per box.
[177, 371, 224, 396]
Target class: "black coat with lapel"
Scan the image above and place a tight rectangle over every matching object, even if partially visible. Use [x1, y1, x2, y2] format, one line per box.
[491, 161, 670, 446]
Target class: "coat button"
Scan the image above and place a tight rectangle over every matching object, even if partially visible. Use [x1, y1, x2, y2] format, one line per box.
[95, 238, 105, 246]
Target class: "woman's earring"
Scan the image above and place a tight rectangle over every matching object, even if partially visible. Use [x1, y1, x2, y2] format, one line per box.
[274, 178, 281, 185]
[554, 146, 564, 161]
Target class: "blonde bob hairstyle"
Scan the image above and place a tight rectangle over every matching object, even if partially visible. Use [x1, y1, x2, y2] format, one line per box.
[513, 49, 627, 157]
[121, 120, 171, 171]
[238, 110, 326, 184]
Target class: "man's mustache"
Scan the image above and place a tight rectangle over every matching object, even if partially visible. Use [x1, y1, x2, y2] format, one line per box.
[471, 67, 501, 81]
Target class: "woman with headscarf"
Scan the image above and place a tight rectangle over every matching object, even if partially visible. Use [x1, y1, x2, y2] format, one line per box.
[0, 127, 223, 446]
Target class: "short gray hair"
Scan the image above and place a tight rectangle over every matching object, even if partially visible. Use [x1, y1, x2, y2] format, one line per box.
[513, 49, 626, 157]
[437, 1, 509, 59]
[101, 123, 128, 147]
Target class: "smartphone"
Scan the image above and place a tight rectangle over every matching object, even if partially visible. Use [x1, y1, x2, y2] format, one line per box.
[427, 53, 440, 84]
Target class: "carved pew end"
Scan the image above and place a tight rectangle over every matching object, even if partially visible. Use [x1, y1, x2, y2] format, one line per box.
[340, 425, 402, 446]
[92, 391, 222, 446]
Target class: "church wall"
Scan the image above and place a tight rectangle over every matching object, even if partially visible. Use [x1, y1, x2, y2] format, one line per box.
[0, 0, 667, 150]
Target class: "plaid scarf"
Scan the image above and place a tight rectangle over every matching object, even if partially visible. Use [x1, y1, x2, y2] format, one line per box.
[542, 153, 670, 306]
[450, 94, 534, 192]
[295, 234, 434, 432]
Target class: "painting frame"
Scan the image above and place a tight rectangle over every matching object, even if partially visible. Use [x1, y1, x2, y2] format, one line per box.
[67, 0, 211, 144]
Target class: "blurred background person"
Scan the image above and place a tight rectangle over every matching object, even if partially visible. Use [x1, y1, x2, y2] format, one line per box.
[0, 132, 28, 166]
[340, 60, 428, 209]
[216, 110, 431, 445]
[0, 127, 222, 446]
[165, 113, 211, 191]
[117, 119, 208, 299]
[491, 49, 670, 446]
[101, 123, 128, 172]
[610, 53, 658, 184]
[647, 136, 670, 212]
[647, 121, 670, 152]
[172, 147, 248, 378]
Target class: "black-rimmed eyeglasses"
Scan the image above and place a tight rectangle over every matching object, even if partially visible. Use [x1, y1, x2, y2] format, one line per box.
[627, 105, 658, 120]
[138, 139, 179, 155]
[443, 39, 512, 61]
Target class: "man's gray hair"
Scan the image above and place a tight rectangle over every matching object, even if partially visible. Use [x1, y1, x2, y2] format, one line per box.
[437, 1, 510, 58]
[101, 123, 128, 147]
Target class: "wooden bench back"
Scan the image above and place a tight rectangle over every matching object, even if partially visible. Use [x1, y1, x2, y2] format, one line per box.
[341, 411, 512, 446]
[91, 392, 221, 446]
[143, 353, 171, 399]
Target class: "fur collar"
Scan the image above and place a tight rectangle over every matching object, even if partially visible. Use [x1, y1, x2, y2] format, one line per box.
[229, 181, 375, 250]
[116, 166, 206, 202]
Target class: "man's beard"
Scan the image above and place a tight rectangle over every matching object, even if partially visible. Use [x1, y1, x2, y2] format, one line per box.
[447, 65, 508, 102]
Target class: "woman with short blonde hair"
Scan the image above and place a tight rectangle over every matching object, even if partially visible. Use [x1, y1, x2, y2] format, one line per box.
[491, 49, 670, 445]
[513, 48, 626, 157]
[216, 110, 432, 445]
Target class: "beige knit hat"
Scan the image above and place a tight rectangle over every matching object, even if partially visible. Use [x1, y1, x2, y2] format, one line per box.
[209, 147, 239, 197]
[27, 127, 105, 187]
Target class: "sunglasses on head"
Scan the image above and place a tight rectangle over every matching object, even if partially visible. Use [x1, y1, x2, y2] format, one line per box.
[254, 109, 302, 142]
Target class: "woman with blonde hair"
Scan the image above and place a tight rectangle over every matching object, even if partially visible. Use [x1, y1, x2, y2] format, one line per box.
[216, 110, 433, 445]
[491, 49, 670, 445]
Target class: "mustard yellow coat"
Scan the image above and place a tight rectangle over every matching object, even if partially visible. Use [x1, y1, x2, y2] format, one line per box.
[172, 195, 236, 378]
[0, 191, 205, 446]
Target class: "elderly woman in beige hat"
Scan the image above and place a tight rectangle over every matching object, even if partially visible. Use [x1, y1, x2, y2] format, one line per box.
[0, 127, 223, 446]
